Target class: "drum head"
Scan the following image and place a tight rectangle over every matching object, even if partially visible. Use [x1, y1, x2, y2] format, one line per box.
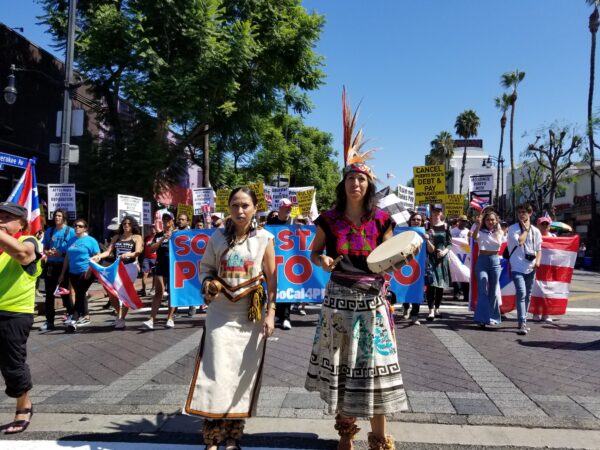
[367, 230, 422, 273]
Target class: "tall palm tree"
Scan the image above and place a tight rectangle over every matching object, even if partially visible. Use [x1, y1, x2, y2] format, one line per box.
[501, 69, 526, 221]
[586, 0, 599, 252]
[494, 93, 511, 214]
[454, 110, 481, 194]
[430, 131, 455, 191]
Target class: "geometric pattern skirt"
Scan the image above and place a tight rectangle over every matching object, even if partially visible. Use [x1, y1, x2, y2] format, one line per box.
[184, 297, 266, 418]
[305, 280, 408, 418]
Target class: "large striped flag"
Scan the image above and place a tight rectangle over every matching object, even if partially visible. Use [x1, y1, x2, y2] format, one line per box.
[89, 259, 143, 309]
[376, 187, 410, 226]
[6, 159, 42, 235]
[469, 235, 579, 315]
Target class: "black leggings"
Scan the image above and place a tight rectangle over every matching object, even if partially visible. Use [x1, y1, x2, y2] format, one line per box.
[69, 272, 94, 319]
[44, 262, 74, 323]
[427, 286, 444, 309]
[0, 315, 33, 398]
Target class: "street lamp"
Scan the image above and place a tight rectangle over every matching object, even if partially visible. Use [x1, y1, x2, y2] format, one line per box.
[482, 155, 505, 216]
[3, 67, 17, 105]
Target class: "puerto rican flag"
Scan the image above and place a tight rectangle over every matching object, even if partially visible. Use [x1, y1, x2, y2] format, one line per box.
[469, 235, 579, 315]
[89, 259, 143, 309]
[469, 194, 489, 211]
[6, 159, 42, 235]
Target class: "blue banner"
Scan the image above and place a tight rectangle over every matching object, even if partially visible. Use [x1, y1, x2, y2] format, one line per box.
[169, 226, 425, 306]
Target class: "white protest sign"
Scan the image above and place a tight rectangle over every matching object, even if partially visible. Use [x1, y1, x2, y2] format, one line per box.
[192, 188, 215, 215]
[143, 202, 152, 225]
[265, 186, 290, 210]
[469, 174, 493, 193]
[117, 194, 143, 225]
[396, 184, 415, 210]
[47, 184, 76, 220]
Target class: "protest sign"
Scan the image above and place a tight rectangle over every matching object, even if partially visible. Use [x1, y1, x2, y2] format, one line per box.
[264, 186, 290, 210]
[248, 182, 267, 211]
[215, 189, 231, 213]
[177, 203, 194, 221]
[192, 188, 215, 215]
[396, 185, 415, 210]
[296, 189, 315, 215]
[143, 202, 152, 225]
[443, 194, 465, 218]
[413, 165, 445, 205]
[117, 194, 143, 225]
[469, 174, 493, 193]
[47, 184, 76, 220]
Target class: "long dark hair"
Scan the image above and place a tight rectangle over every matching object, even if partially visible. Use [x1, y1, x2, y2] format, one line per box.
[409, 212, 425, 226]
[224, 187, 258, 248]
[119, 215, 141, 236]
[334, 173, 377, 217]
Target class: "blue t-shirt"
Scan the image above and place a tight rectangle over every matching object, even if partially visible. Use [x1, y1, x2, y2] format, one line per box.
[42, 226, 77, 262]
[66, 235, 100, 274]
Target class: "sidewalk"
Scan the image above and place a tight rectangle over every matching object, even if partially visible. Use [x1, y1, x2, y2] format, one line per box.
[2, 274, 599, 448]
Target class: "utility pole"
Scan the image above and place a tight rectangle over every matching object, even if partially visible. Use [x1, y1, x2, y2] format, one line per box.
[59, 0, 77, 184]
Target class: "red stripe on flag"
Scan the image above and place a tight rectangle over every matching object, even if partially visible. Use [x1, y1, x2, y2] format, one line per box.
[499, 294, 516, 314]
[117, 262, 143, 309]
[541, 236, 579, 252]
[529, 296, 568, 315]
[535, 265, 573, 283]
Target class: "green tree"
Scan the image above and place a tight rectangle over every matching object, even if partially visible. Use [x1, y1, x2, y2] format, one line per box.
[501, 69, 526, 220]
[454, 110, 480, 194]
[494, 93, 511, 211]
[523, 126, 583, 209]
[426, 131, 454, 191]
[38, 0, 325, 195]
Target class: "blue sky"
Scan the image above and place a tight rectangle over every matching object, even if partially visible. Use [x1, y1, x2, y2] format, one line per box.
[2, 1, 599, 185]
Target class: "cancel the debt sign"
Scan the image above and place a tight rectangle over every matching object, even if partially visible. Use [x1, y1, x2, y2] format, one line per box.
[169, 226, 330, 306]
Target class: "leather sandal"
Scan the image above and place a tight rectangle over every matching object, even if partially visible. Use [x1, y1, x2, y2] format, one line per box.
[4, 405, 33, 434]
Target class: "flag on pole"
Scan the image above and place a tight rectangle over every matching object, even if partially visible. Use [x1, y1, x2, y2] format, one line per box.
[89, 259, 144, 309]
[6, 159, 42, 235]
[469, 194, 489, 211]
[376, 187, 410, 227]
[386, 172, 396, 179]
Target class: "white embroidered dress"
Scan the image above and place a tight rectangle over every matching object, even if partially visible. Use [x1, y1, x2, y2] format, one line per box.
[185, 228, 274, 418]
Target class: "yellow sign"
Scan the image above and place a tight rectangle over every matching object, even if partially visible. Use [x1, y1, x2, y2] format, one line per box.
[176, 203, 194, 220]
[413, 165, 446, 204]
[290, 206, 301, 218]
[215, 189, 231, 213]
[248, 183, 267, 212]
[443, 194, 465, 218]
[296, 189, 314, 215]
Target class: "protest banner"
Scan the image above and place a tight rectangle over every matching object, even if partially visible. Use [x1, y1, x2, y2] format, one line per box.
[117, 194, 143, 225]
[385, 227, 426, 304]
[47, 184, 76, 219]
[177, 203, 194, 221]
[215, 189, 231, 213]
[248, 182, 267, 211]
[143, 202, 152, 225]
[396, 185, 415, 210]
[192, 188, 215, 215]
[169, 226, 426, 306]
[413, 165, 445, 205]
[469, 174, 493, 193]
[296, 189, 315, 215]
[443, 194, 465, 218]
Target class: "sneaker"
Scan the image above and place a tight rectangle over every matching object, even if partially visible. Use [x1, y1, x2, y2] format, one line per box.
[63, 314, 73, 325]
[517, 324, 528, 335]
[137, 289, 147, 297]
[165, 319, 175, 329]
[114, 318, 126, 329]
[66, 322, 77, 333]
[39, 322, 55, 332]
[411, 318, 421, 326]
[543, 316, 553, 323]
[532, 314, 542, 322]
[282, 319, 292, 330]
[188, 306, 197, 317]
[142, 319, 154, 330]
[298, 308, 307, 316]
[199, 304, 208, 312]
[75, 317, 91, 327]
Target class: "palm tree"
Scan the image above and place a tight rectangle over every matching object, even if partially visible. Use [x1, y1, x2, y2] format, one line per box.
[494, 93, 511, 214]
[501, 69, 526, 221]
[586, 0, 599, 253]
[454, 110, 481, 194]
[430, 131, 455, 191]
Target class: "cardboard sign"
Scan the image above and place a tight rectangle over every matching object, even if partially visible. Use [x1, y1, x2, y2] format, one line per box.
[192, 188, 215, 215]
[443, 194, 465, 218]
[413, 165, 445, 205]
[117, 194, 143, 225]
[265, 186, 290, 210]
[396, 185, 415, 210]
[47, 184, 76, 220]
[469, 174, 493, 193]
[215, 189, 231, 213]
[248, 182, 267, 212]
[177, 204, 194, 221]
[143, 202, 152, 225]
[296, 189, 315, 215]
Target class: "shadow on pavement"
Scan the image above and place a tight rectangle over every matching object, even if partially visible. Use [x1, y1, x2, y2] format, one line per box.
[516, 338, 600, 350]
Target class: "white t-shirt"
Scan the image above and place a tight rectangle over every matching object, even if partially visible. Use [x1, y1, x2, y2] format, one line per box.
[451, 227, 469, 239]
[507, 223, 542, 274]
[476, 228, 502, 252]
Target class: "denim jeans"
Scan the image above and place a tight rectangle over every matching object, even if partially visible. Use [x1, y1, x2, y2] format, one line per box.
[473, 254, 502, 324]
[512, 270, 536, 326]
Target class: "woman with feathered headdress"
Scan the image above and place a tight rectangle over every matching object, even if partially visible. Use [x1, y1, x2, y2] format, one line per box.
[305, 89, 407, 450]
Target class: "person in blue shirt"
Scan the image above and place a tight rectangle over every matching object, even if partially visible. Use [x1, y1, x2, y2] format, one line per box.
[58, 219, 100, 332]
[40, 209, 76, 332]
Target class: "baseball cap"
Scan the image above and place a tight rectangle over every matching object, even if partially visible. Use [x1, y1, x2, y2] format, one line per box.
[279, 198, 292, 208]
[536, 216, 551, 225]
[0, 202, 27, 219]
[107, 217, 119, 231]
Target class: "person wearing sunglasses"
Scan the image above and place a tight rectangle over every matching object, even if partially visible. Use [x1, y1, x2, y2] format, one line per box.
[58, 220, 100, 332]
[93, 216, 143, 329]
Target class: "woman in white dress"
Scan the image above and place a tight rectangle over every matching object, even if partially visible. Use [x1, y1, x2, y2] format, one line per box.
[185, 187, 277, 450]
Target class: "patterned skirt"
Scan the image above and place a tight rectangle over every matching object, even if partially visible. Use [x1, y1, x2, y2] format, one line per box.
[305, 280, 407, 418]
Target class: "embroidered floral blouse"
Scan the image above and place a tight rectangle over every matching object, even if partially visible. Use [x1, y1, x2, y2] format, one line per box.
[314, 208, 394, 275]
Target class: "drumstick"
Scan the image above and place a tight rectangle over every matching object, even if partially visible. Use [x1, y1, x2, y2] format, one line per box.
[332, 255, 343, 265]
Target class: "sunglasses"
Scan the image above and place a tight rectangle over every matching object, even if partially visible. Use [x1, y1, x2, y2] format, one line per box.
[74, 224, 85, 228]
[122, 222, 132, 225]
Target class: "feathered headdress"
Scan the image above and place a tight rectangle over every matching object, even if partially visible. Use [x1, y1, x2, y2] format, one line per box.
[342, 87, 378, 179]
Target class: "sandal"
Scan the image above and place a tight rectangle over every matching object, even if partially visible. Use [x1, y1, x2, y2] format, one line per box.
[4, 406, 33, 434]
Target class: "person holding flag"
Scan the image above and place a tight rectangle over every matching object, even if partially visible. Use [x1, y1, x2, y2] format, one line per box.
[0, 202, 42, 434]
